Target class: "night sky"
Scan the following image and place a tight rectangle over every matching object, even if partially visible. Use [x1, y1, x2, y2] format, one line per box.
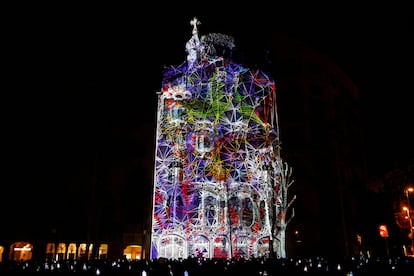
[3, 3, 413, 234]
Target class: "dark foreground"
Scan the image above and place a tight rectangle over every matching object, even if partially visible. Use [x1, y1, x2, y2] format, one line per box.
[1, 256, 414, 275]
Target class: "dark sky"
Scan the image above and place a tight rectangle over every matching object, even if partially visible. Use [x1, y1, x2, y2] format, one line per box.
[3, 3, 413, 228]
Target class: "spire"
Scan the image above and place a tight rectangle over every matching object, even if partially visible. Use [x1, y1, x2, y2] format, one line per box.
[186, 17, 204, 69]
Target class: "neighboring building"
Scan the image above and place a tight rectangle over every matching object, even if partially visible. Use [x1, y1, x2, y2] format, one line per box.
[150, 18, 295, 259]
[260, 34, 368, 258]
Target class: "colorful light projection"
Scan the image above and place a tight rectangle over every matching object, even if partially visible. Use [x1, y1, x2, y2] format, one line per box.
[151, 18, 295, 260]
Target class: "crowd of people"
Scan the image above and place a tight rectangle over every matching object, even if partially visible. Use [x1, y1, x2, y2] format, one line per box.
[1, 255, 413, 275]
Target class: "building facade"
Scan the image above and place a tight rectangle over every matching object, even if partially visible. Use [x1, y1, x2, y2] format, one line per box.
[150, 18, 294, 259]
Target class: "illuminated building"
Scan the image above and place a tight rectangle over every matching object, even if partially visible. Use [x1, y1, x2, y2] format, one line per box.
[150, 18, 295, 259]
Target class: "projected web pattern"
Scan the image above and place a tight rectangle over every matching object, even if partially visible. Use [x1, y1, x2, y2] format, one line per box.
[150, 18, 291, 260]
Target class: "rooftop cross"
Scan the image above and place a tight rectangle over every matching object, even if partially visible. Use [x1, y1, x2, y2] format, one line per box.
[190, 17, 200, 35]
[186, 17, 203, 69]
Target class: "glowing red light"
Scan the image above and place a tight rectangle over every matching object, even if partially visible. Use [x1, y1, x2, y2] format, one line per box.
[379, 225, 389, 237]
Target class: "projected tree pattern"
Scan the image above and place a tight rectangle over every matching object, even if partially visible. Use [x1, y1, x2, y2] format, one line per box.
[151, 18, 295, 260]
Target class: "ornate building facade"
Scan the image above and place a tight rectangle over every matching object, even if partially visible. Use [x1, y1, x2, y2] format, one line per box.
[150, 18, 294, 259]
